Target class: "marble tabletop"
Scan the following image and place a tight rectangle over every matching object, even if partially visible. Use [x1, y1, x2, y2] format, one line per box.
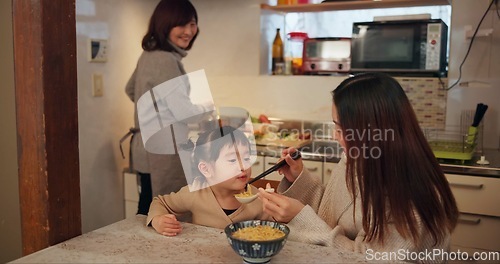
[11, 215, 369, 263]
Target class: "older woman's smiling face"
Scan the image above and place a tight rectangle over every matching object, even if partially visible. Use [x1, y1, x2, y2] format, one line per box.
[169, 17, 197, 49]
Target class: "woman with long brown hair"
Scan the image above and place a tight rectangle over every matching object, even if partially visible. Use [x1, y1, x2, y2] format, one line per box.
[258, 73, 458, 259]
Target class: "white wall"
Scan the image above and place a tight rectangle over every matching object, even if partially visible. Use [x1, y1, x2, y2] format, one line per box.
[447, 0, 500, 148]
[0, 0, 22, 262]
[76, 0, 159, 233]
[187, 0, 345, 121]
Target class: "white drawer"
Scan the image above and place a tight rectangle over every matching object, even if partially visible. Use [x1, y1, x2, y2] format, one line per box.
[451, 213, 500, 252]
[445, 174, 500, 217]
[303, 160, 322, 180]
[449, 245, 500, 263]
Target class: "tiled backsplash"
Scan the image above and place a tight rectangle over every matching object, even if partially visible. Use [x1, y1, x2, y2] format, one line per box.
[270, 77, 448, 137]
[396, 77, 447, 129]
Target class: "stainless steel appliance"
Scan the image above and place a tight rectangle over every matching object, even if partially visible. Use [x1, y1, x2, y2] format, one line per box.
[302, 37, 351, 74]
[351, 19, 448, 77]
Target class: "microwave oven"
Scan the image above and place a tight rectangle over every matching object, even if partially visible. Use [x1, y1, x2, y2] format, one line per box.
[350, 19, 448, 77]
[302, 38, 351, 74]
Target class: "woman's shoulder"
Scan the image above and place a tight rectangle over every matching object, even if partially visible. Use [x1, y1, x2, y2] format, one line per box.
[136, 50, 184, 81]
[139, 50, 179, 65]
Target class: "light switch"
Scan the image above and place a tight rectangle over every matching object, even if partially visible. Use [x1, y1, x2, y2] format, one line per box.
[92, 74, 104, 97]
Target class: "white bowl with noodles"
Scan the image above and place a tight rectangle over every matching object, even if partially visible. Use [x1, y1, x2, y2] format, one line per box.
[224, 220, 290, 264]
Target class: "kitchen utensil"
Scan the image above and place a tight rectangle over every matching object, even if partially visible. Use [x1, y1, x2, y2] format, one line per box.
[235, 183, 275, 204]
[472, 103, 488, 127]
[235, 152, 301, 204]
[263, 182, 275, 193]
[467, 103, 488, 144]
[234, 193, 258, 204]
[248, 151, 301, 185]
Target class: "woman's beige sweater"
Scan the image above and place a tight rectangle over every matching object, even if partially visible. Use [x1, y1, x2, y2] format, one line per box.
[278, 155, 450, 261]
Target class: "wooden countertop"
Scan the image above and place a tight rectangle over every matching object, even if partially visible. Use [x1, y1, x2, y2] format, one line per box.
[11, 215, 369, 263]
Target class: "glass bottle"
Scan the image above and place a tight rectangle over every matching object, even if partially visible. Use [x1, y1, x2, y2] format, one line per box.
[272, 28, 284, 75]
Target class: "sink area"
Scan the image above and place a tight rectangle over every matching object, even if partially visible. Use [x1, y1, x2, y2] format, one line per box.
[255, 117, 500, 178]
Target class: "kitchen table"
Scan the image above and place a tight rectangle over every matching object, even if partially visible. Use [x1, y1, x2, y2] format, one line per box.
[11, 215, 369, 263]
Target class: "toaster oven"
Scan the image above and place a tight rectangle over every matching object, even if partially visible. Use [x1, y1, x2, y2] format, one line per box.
[302, 37, 351, 74]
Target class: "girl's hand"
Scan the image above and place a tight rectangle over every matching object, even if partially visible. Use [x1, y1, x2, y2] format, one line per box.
[151, 214, 183, 236]
[278, 148, 303, 183]
[258, 188, 305, 223]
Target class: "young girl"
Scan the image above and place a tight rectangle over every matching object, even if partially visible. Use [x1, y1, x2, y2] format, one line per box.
[147, 126, 270, 236]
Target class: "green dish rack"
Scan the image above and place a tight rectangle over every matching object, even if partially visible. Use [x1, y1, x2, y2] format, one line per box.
[425, 126, 478, 161]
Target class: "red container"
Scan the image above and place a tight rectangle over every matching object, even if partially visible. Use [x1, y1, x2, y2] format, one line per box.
[286, 32, 309, 75]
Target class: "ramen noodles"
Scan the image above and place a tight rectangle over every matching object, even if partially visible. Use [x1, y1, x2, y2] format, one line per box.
[232, 225, 285, 241]
[235, 184, 253, 198]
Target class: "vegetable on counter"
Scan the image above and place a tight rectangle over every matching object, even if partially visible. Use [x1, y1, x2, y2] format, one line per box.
[250, 114, 310, 142]
[258, 114, 271, 124]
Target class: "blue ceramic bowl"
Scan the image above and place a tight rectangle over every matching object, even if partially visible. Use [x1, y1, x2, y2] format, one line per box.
[224, 220, 290, 264]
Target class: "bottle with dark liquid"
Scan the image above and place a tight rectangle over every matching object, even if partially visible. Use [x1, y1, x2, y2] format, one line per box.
[272, 28, 284, 75]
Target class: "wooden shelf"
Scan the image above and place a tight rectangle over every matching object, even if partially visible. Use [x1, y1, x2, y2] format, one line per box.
[261, 0, 450, 13]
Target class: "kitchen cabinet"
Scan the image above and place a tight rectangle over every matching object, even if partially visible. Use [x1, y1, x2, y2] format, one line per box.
[445, 173, 500, 253]
[261, 0, 450, 13]
[303, 159, 323, 181]
[260, 0, 451, 75]
[452, 213, 500, 253]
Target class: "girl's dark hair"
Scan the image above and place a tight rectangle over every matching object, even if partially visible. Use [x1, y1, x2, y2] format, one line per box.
[142, 0, 199, 52]
[191, 126, 251, 178]
[332, 72, 458, 246]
